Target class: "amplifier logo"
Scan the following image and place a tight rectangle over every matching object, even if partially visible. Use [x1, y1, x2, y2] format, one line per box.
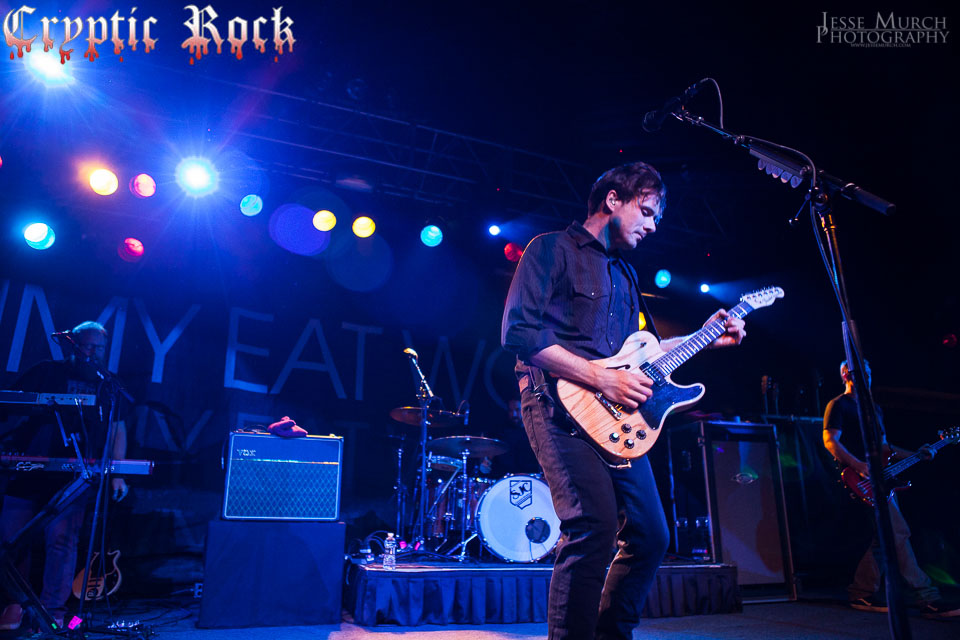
[732, 471, 758, 486]
[509, 479, 533, 509]
[236, 448, 257, 457]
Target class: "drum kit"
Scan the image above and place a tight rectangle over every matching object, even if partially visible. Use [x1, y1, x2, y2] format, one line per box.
[389, 349, 560, 563]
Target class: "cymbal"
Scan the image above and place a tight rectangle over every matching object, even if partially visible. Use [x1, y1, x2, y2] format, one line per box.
[427, 436, 509, 459]
[389, 406, 465, 427]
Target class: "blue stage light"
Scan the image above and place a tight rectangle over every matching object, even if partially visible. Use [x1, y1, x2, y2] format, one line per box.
[654, 269, 671, 288]
[24, 222, 56, 250]
[240, 194, 263, 216]
[24, 49, 75, 87]
[175, 157, 218, 197]
[488, 224, 501, 236]
[699, 283, 711, 293]
[420, 224, 443, 247]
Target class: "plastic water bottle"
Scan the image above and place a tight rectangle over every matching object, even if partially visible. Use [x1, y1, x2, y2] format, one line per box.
[383, 533, 397, 570]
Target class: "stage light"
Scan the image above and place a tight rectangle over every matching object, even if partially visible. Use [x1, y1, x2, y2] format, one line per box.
[89, 169, 119, 196]
[24, 48, 75, 87]
[130, 173, 157, 198]
[240, 194, 263, 216]
[420, 224, 443, 247]
[313, 209, 336, 231]
[488, 224, 501, 236]
[175, 157, 218, 197]
[352, 216, 375, 238]
[504, 242, 523, 263]
[24, 222, 55, 250]
[118, 237, 145, 262]
[699, 283, 711, 293]
[654, 269, 672, 288]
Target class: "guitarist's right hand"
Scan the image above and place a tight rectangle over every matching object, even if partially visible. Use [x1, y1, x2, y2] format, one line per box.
[851, 460, 870, 479]
[596, 368, 653, 411]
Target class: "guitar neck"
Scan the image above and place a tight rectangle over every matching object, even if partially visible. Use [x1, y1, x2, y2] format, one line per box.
[883, 437, 951, 479]
[653, 301, 753, 376]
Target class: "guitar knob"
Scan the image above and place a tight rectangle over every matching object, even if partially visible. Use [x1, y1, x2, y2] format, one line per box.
[624, 439, 635, 449]
[637, 430, 647, 440]
[609, 432, 620, 442]
[621, 424, 632, 433]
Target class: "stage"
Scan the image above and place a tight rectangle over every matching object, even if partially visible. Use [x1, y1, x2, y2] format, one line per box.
[66, 595, 960, 640]
[345, 561, 741, 626]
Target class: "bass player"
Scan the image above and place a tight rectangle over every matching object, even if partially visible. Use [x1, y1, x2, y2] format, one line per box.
[823, 359, 959, 617]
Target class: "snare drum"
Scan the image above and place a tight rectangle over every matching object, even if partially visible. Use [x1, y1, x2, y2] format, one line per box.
[427, 453, 463, 473]
[476, 474, 560, 562]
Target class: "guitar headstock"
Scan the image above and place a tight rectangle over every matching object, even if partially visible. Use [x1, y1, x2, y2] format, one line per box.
[938, 426, 960, 444]
[740, 287, 785, 310]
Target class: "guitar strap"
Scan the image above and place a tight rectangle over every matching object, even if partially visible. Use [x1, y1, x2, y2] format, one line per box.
[620, 258, 660, 341]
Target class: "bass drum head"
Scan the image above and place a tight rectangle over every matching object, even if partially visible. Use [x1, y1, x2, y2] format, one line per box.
[476, 474, 560, 562]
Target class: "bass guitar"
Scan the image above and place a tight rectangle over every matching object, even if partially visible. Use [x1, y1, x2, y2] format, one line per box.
[840, 427, 959, 506]
[557, 287, 784, 461]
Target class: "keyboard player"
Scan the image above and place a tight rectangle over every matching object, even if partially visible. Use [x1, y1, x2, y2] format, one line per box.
[1, 321, 129, 631]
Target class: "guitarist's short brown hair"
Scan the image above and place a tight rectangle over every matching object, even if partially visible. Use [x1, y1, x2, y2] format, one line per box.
[587, 162, 667, 218]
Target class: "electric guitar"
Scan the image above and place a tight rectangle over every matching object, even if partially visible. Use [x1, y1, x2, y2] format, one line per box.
[557, 287, 784, 461]
[840, 427, 959, 506]
[72, 549, 122, 601]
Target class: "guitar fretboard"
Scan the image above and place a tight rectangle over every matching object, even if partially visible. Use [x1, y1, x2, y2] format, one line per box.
[651, 301, 753, 377]
[883, 436, 953, 479]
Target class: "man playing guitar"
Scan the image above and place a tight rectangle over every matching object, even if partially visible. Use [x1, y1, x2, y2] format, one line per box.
[822, 359, 959, 618]
[501, 162, 746, 639]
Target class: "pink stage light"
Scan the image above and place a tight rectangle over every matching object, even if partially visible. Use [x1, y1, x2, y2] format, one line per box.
[118, 237, 145, 262]
[130, 173, 157, 198]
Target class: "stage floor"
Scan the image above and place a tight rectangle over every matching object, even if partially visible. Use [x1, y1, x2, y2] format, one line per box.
[37, 597, 957, 640]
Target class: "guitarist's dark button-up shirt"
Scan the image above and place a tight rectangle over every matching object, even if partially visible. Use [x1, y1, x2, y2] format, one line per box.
[501, 221, 658, 364]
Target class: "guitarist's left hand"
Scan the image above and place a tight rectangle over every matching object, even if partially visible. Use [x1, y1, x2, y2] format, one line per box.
[704, 309, 746, 348]
[917, 444, 936, 461]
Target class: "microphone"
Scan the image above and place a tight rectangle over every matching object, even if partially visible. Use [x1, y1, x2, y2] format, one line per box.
[51, 330, 73, 339]
[642, 79, 710, 133]
[403, 347, 434, 398]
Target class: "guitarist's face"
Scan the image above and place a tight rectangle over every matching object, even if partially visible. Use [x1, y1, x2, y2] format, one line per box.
[607, 190, 662, 251]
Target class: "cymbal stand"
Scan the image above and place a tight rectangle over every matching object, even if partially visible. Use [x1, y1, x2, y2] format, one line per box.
[450, 447, 477, 562]
[393, 440, 405, 539]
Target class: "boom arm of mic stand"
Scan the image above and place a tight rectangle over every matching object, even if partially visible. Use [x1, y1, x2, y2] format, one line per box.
[669, 111, 896, 216]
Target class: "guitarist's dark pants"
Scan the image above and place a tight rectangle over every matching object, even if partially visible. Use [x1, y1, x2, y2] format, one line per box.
[519, 366, 669, 640]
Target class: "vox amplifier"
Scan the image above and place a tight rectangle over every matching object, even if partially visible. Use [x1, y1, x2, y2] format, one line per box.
[222, 432, 342, 521]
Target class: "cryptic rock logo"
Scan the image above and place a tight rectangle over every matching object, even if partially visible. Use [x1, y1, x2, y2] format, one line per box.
[3, 4, 295, 64]
[816, 12, 949, 48]
[181, 4, 294, 64]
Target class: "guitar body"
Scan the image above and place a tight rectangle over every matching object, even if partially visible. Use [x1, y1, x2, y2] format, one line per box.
[557, 331, 705, 461]
[840, 459, 910, 506]
[839, 427, 959, 505]
[72, 549, 122, 601]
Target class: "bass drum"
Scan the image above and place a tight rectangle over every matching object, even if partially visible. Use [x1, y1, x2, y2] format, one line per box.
[476, 474, 561, 562]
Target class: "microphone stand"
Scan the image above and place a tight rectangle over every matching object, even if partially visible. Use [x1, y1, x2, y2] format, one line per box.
[403, 350, 438, 547]
[664, 107, 909, 639]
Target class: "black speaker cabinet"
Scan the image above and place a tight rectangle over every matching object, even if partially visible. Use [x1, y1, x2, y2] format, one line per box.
[223, 432, 342, 520]
[199, 520, 346, 627]
[668, 421, 796, 601]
